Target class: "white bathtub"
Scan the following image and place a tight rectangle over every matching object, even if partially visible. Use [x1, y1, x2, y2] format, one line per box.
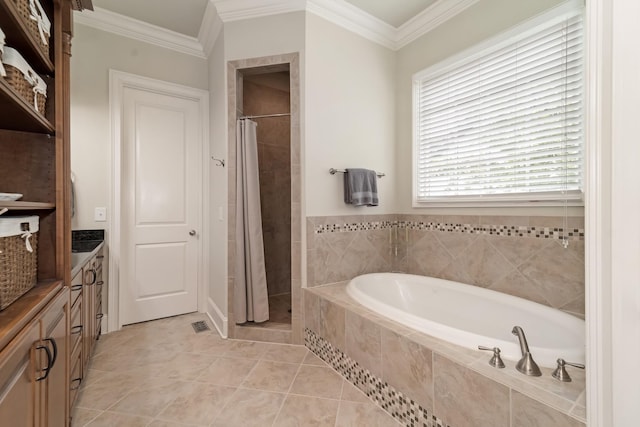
[346, 273, 585, 368]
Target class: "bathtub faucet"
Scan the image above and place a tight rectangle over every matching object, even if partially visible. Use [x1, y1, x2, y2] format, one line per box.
[511, 326, 542, 376]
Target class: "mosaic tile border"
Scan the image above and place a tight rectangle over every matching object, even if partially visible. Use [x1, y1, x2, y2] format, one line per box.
[305, 328, 448, 427]
[314, 220, 584, 241]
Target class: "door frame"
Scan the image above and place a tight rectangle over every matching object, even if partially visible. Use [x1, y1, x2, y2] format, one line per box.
[108, 70, 210, 332]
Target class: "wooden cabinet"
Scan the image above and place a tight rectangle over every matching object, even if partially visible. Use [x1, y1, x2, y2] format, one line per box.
[0, 0, 73, 284]
[68, 245, 104, 412]
[0, 287, 69, 427]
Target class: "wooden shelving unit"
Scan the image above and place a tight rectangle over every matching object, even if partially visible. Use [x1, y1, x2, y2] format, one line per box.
[0, 201, 56, 210]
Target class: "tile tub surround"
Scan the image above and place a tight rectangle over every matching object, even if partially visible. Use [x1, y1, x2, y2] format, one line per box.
[307, 214, 585, 317]
[304, 284, 587, 427]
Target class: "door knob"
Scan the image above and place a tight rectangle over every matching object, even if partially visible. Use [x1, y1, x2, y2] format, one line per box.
[189, 230, 196, 236]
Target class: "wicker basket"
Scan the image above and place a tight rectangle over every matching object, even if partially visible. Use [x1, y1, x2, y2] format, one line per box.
[2, 47, 47, 114]
[0, 26, 5, 77]
[13, 0, 50, 59]
[0, 216, 39, 311]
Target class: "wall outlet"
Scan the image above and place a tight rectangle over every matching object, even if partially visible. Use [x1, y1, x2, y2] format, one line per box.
[94, 207, 107, 222]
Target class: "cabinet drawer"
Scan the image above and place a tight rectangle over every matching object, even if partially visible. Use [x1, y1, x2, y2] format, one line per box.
[68, 351, 82, 408]
[70, 272, 83, 307]
[70, 299, 82, 355]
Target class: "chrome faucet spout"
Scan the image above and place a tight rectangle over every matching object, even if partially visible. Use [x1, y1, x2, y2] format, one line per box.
[511, 326, 530, 356]
[511, 326, 542, 376]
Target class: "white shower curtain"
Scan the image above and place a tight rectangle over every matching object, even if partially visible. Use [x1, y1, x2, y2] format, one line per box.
[234, 119, 269, 323]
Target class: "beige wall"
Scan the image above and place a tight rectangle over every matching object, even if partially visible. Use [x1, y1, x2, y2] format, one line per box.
[394, 0, 582, 216]
[208, 30, 228, 324]
[70, 24, 209, 232]
[305, 13, 397, 216]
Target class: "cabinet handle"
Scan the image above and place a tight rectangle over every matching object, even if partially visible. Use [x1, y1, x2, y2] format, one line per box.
[71, 325, 83, 335]
[87, 269, 97, 285]
[44, 338, 58, 368]
[35, 344, 52, 381]
[96, 313, 104, 320]
[96, 255, 104, 259]
[96, 281, 104, 286]
[70, 378, 82, 391]
[71, 284, 82, 291]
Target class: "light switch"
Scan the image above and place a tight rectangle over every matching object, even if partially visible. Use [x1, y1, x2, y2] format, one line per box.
[95, 207, 107, 222]
[218, 206, 224, 221]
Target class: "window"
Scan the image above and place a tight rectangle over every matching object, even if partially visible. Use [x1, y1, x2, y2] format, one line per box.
[413, 5, 584, 206]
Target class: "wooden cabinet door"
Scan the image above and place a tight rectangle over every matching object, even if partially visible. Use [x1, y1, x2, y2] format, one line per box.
[0, 318, 41, 426]
[40, 289, 69, 427]
[83, 260, 96, 365]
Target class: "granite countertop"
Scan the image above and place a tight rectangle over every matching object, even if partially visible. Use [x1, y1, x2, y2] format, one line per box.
[71, 229, 105, 277]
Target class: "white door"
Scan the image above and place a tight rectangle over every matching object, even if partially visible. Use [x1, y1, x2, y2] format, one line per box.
[120, 86, 202, 325]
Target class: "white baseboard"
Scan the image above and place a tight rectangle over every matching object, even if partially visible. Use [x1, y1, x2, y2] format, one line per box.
[207, 297, 228, 338]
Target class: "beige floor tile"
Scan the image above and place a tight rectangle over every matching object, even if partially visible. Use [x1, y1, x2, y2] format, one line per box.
[150, 352, 218, 381]
[241, 360, 300, 392]
[335, 401, 401, 427]
[273, 395, 339, 427]
[75, 372, 142, 410]
[147, 421, 195, 427]
[289, 365, 343, 399]
[222, 340, 270, 359]
[261, 343, 309, 364]
[157, 382, 236, 425]
[341, 380, 371, 403]
[108, 380, 190, 417]
[70, 407, 102, 426]
[211, 389, 286, 427]
[302, 351, 327, 366]
[85, 411, 152, 427]
[196, 356, 257, 386]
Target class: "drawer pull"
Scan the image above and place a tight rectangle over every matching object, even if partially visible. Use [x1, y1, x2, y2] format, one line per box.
[96, 281, 104, 286]
[35, 344, 52, 381]
[96, 255, 104, 259]
[70, 378, 82, 390]
[71, 325, 83, 335]
[71, 284, 82, 291]
[96, 313, 104, 320]
[44, 338, 58, 367]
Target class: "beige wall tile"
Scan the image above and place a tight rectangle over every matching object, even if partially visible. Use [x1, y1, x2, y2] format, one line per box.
[433, 354, 509, 427]
[511, 390, 585, 427]
[320, 299, 346, 350]
[345, 311, 382, 376]
[456, 237, 513, 288]
[381, 329, 433, 411]
[304, 289, 321, 333]
[519, 241, 585, 308]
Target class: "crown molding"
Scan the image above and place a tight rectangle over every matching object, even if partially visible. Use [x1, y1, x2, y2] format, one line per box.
[213, 0, 306, 22]
[212, 0, 479, 51]
[396, 0, 480, 48]
[74, 7, 206, 58]
[74, 0, 479, 56]
[199, 2, 224, 56]
[306, 0, 396, 50]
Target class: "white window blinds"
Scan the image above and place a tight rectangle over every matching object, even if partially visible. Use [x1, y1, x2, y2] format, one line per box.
[414, 10, 584, 204]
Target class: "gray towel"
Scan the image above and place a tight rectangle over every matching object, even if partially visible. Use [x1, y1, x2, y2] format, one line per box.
[344, 168, 379, 206]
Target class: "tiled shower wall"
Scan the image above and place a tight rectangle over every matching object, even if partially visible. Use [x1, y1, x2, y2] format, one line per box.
[243, 78, 291, 296]
[307, 214, 585, 316]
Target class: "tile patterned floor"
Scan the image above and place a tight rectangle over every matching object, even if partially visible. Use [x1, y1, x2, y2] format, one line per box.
[72, 313, 400, 427]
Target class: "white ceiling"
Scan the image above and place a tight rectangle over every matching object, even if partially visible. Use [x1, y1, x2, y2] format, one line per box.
[344, 0, 438, 28]
[92, 0, 209, 37]
[92, 0, 441, 37]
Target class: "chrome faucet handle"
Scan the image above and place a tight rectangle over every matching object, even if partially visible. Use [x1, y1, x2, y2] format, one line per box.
[551, 358, 585, 382]
[478, 346, 505, 369]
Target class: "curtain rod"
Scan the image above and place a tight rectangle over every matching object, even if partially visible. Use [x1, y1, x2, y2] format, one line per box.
[329, 168, 385, 178]
[240, 113, 291, 119]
